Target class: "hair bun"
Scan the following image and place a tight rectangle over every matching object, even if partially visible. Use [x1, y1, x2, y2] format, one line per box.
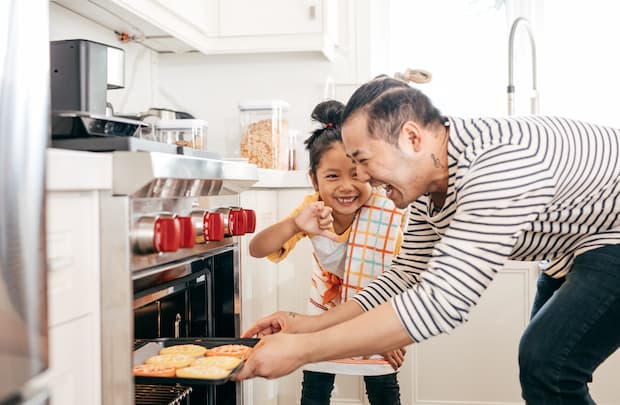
[311, 100, 344, 128]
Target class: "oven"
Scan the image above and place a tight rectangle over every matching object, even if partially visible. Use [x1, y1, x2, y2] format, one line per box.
[98, 152, 258, 405]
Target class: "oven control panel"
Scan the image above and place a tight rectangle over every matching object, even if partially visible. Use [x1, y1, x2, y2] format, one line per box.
[131, 207, 256, 255]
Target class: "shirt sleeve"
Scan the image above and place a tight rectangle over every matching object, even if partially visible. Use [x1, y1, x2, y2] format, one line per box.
[358, 143, 556, 342]
[265, 193, 318, 263]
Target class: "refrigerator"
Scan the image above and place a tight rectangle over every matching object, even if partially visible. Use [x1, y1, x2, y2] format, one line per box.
[0, 0, 50, 404]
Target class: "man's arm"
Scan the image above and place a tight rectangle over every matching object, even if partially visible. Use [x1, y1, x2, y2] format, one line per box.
[235, 302, 412, 380]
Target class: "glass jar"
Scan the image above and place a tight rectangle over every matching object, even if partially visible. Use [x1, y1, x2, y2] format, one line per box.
[287, 129, 301, 170]
[239, 100, 289, 169]
[156, 119, 208, 151]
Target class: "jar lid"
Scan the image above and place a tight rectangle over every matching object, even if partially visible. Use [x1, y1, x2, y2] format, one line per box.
[238, 100, 290, 111]
[156, 119, 208, 129]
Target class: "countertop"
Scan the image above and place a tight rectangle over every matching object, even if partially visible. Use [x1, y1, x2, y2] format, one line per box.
[46, 148, 312, 191]
[46, 148, 113, 191]
[252, 169, 313, 189]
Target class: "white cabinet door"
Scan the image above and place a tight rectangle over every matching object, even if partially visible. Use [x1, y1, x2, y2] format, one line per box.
[46, 191, 102, 405]
[149, 0, 209, 35]
[216, 0, 323, 37]
[411, 262, 539, 405]
[590, 350, 620, 405]
[97, 0, 211, 53]
[205, 0, 338, 59]
[240, 189, 280, 405]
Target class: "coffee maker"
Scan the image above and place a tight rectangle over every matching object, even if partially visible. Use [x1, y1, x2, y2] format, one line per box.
[50, 39, 163, 151]
[51, 39, 124, 115]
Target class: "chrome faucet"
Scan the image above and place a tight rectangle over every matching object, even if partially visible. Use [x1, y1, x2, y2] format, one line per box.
[507, 17, 538, 115]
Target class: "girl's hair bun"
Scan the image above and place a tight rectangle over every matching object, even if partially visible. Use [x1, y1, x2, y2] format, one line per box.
[311, 100, 344, 129]
[305, 100, 344, 150]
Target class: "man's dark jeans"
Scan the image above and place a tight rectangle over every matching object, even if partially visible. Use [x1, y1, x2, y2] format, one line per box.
[520, 245, 620, 404]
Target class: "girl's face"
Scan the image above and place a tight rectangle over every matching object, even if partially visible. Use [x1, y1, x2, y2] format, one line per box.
[311, 142, 372, 217]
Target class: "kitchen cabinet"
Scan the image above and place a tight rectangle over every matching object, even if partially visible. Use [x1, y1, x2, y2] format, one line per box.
[52, 0, 338, 58]
[240, 173, 313, 405]
[45, 149, 112, 405]
[204, 0, 338, 59]
[46, 191, 102, 405]
[52, 0, 210, 53]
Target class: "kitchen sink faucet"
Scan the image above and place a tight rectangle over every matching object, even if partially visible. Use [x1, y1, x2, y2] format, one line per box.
[508, 17, 538, 115]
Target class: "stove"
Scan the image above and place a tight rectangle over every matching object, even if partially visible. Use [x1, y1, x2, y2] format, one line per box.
[97, 152, 258, 405]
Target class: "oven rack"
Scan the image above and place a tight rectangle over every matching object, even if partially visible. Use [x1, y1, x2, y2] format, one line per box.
[135, 383, 192, 405]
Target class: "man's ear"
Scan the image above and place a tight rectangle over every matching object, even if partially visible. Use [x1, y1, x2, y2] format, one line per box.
[400, 121, 423, 152]
[309, 171, 319, 191]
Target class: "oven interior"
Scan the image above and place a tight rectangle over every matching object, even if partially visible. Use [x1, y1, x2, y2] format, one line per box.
[133, 248, 240, 405]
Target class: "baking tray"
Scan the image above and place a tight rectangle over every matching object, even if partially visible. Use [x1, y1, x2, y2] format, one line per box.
[133, 337, 259, 385]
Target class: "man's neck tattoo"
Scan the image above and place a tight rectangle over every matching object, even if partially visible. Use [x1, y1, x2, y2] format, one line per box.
[431, 153, 443, 168]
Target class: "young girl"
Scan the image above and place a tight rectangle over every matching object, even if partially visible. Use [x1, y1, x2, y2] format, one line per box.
[249, 100, 406, 405]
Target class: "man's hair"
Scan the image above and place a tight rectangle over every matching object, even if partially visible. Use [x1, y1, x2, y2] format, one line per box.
[342, 77, 444, 145]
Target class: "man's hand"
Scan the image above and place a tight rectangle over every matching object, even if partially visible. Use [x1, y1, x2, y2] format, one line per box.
[294, 201, 338, 240]
[232, 333, 308, 380]
[241, 311, 309, 338]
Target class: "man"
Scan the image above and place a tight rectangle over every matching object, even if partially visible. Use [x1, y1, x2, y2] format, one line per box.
[234, 77, 620, 404]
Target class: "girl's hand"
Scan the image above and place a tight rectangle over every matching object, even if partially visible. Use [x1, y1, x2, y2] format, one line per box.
[381, 347, 407, 370]
[293, 201, 338, 240]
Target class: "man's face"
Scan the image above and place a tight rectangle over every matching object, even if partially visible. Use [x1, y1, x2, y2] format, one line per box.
[342, 113, 427, 209]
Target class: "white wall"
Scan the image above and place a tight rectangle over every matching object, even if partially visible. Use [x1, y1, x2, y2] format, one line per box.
[387, 0, 507, 118]
[387, 0, 620, 129]
[539, 0, 620, 127]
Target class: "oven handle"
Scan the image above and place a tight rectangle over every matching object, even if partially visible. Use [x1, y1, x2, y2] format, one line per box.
[174, 313, 182, 338]
[132, 257, 196, 283]
[134, 284, 187, 309]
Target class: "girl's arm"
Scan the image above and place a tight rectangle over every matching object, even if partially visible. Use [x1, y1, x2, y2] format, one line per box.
[249, 201, 337, 258]
[249, 217, 301, 258]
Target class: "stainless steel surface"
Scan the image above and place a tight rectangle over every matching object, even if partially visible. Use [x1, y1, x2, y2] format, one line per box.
[106, 45, 125, 89]
[113, 152, 259, 197]
[99, 150, 251, 403]
[99, 193, 133, 405]
[232, 243, 242, 338]
[50, 39, 108, 115]
[133, 216, 160, 254]
[508, 17, 538, 115]
[0, 0, 49, 401]
[174, 313, 181, 338]
[130, 197, 238, 271]
[52, 110, 147, 138]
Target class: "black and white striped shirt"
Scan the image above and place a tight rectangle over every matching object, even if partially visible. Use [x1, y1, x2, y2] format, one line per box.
[352, 116, 620, 343]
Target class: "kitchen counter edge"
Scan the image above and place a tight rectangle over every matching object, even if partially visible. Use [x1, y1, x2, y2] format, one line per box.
[47, 148, 113, 191]
[252, 169, 312, 189]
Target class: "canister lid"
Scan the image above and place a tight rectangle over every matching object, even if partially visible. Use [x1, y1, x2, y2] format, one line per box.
[156, 119, 208, 129]
[238, 100, 290, 111]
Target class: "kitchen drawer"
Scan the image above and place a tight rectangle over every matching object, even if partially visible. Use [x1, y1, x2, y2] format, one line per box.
[46, 191, 101, 327]
[48, 315, 101, 405]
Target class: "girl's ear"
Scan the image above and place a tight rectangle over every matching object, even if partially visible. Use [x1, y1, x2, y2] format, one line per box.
[309, 171, 319, 191]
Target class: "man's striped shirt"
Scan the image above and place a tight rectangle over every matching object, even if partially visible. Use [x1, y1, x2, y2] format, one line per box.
[351, 116, 620, 343]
